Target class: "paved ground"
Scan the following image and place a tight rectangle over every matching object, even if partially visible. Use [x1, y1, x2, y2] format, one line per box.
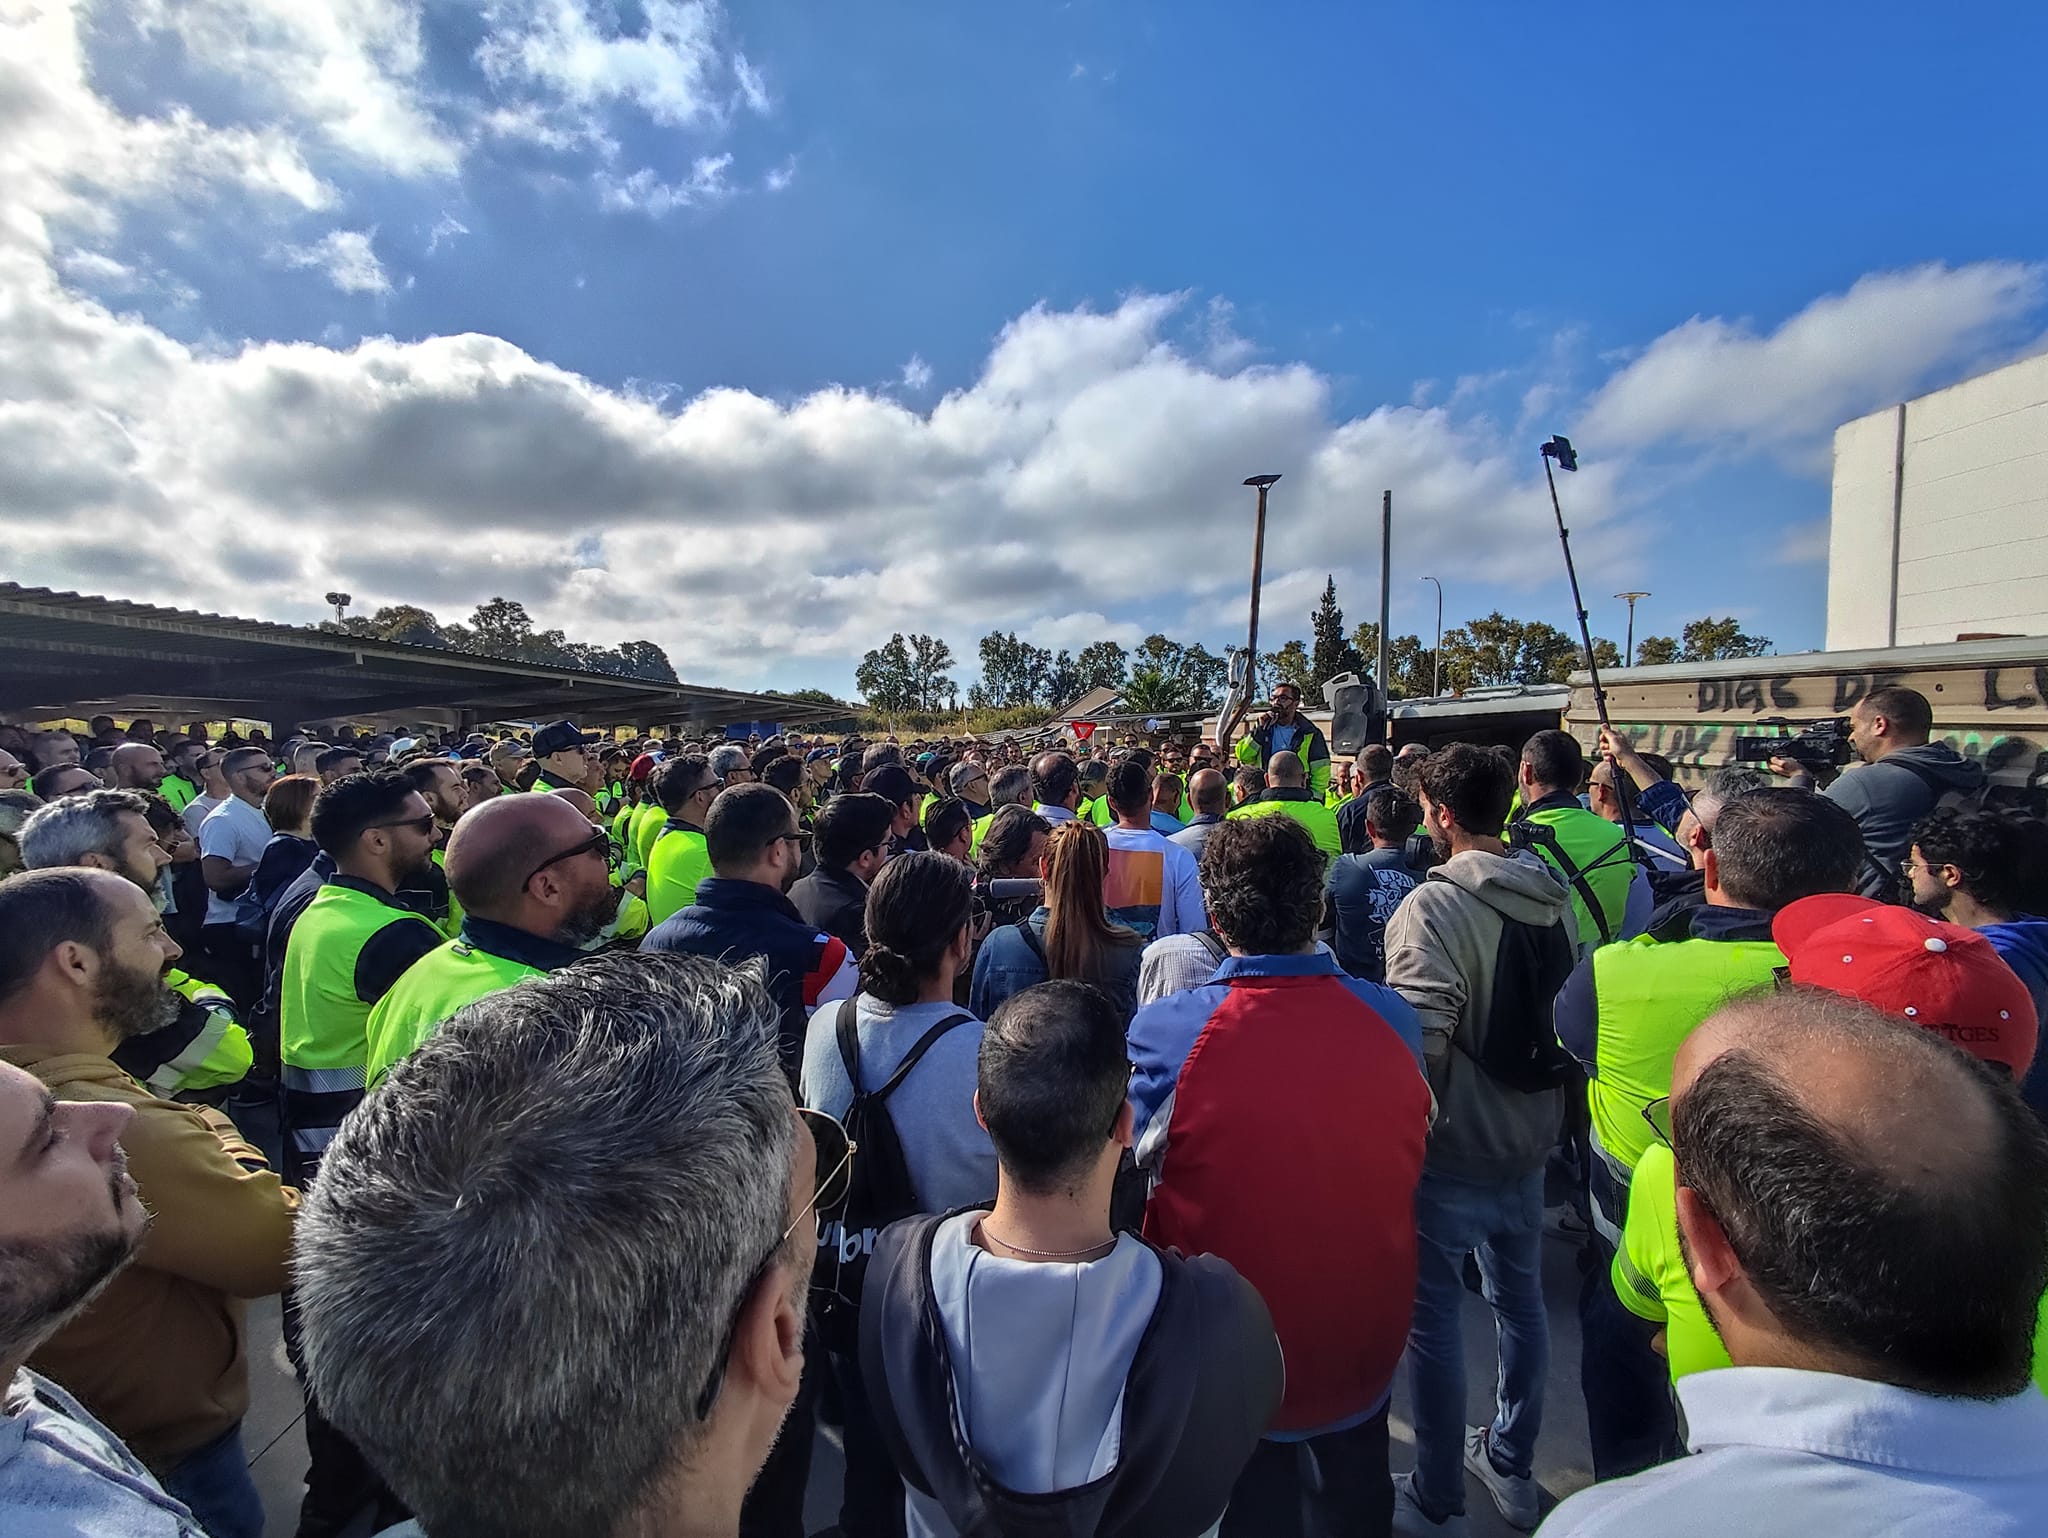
[246, 1211, 1597, 1537]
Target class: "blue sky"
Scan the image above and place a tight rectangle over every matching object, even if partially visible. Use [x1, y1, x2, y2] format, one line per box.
[6, 1, 2046, 697]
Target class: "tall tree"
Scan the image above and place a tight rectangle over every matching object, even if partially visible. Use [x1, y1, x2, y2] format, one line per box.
[1042, 649, 1085, 712]
[1122, 634, 1228, 713]
[856, 634, 918, 714]
[1075, 640, 1129, 693]
[1438, 611, 1579, 689]
[1268, 639, 1313, 694]
[1634, 635, 1680, 667]
[972, 631, 1052, 709]
[1307, 576, 1367, 701]
[1679, 616, 1772, 661]
[906, 633, 957, 711]
[614, 639, 679, 683]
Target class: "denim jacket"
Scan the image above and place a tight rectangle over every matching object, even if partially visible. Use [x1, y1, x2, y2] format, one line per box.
[969, 908, 1143, 1023]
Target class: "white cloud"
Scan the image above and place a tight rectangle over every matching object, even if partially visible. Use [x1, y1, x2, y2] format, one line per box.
[594, 153, 733, 215]
[3, 15, 2042, 690]
[127, 0, 460, 177]
[764, 155, 797, 193]
[425, 213, 469, 254]
[1580, 262, 2045, 462]
[478, 0, 759, 131]
[275, 228, 391, 293]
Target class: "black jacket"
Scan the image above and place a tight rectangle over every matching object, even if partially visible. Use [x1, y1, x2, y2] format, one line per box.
[790, 866, 870, 959]
[861, 1210, 1283, 1538]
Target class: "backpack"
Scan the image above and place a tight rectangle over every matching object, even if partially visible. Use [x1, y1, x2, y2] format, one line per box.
[1453, 900, 1577, 1093]
[813, 997, 973, 1355]
[1190, 929, 1229, 965]
[1509, 818, 1633, 947]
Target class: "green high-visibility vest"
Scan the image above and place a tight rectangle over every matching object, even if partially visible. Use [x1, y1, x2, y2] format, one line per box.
[1234, 731, 1331, 799]
[159, 774, 199, 814]
[431, 846, 463, 939]
[630, 801, 668, 868]
[1083, 796, 1113, 827]
[970, 811, 995, 860]
[1587, 934, 1783, 1176]
[646, 823, 713, 925]
[147, 969, 253, 1094]
[1225, 794, 1343, 861]
[366, 938, 543, 1088]
[280, 884, 440, 1081]
[1519, 806, 1635, 949]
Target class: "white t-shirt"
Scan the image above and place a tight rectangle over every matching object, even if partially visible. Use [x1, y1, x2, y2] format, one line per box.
[179, 793, 221, 839]
[197, 796, 270, 926]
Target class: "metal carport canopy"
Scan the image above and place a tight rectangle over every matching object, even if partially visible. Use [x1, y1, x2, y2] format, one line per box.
[0, 584, 850, 733]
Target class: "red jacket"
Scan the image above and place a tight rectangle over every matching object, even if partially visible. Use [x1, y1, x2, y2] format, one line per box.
[1133, 954, 1431, 1433]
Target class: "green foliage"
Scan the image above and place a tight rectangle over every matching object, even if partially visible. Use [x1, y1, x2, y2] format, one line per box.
[1634, 635, 1680, 666]
[1437, 611, 1580, 690]
[1679, 616, 1771, 661]
[1306, 576, 1367, 701]
[318, 598, 678, 681]
[1267, 639, 1312, 693]
[1123, 633, 1226, 713]
[855, 633, 957, 713]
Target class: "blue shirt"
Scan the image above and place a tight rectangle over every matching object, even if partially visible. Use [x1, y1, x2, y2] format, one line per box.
[1325, 848, 1420, 983]
[1541, 1366, 2048, 1537]
[0, 1370, 206, 1537]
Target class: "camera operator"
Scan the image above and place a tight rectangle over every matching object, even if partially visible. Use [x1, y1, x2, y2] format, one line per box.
[1771, 687, 1984, 899]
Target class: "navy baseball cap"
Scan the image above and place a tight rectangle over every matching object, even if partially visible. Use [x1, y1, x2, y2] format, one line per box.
[532, 720, 599, 757]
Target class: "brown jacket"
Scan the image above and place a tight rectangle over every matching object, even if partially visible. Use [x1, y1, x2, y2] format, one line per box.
[2, 1047, 298, 1468]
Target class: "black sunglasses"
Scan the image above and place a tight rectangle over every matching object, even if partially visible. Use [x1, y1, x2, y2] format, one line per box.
[367, 812, 436, 838]
[691, 1108, 855, 1419]
[522, 827, 609, 888]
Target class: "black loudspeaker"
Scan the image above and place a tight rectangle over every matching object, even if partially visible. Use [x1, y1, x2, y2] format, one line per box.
[1324, 673, 1382, 755]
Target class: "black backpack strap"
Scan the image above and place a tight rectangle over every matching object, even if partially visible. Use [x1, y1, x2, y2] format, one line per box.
[1512, 819, 1617, 947]
[873, 1013, 973, 1102]
[1012, 918, 1048, 967]
[1193, 929, 1229, 965]
[834, 995, 863, 1087]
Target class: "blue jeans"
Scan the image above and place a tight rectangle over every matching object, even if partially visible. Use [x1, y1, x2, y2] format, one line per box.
[162, 1421, 264, 1538]
[1405, 1165, 1549, 1518]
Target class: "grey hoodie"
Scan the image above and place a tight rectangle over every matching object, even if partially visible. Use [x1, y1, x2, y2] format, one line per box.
[1826, 743, 1986, 898]
[1383, 848, 1578, 1181]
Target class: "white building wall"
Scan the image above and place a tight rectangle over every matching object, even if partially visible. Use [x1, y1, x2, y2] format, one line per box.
[1827, 351, 2048, 649]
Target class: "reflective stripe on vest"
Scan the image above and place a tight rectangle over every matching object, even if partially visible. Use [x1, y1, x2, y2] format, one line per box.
[1588, 936, 1784, 1176]
[280, 885, 434, 1076]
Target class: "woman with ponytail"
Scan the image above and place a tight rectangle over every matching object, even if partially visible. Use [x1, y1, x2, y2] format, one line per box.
[800, 849, 998, 1213]
[799, 850, 998, 1537]
[969, 820, 1145, 1023]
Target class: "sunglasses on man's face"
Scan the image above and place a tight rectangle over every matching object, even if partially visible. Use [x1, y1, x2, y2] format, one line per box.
[691, 1107, 856, 1420]
[522, 827, 609, 887]
[369, 812, 437, 838]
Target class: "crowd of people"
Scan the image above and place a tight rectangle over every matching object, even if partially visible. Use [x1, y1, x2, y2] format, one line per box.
[2, 680, 2047, 1538]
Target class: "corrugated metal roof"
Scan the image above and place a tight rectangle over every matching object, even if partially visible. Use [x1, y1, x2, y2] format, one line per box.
[0, 584, 850, 729]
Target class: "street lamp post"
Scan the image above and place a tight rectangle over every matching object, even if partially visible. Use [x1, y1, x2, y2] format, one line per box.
[1615, 591, 1649, 667]
[1242, 473, 1280, 695]
[1420, 576, 1443, 696]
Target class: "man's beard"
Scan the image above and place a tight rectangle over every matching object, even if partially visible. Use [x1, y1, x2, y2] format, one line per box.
[0, 1189, 141, 1362]
[557, 884, 624, 949]
[1428, 826, 1453, 860]
[94, 962, 178, 1043]
[1908, 886, 1950, 919]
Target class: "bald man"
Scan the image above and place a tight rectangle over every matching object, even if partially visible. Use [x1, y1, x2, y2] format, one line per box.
[1543, 989, 2048, 1537]
[364, 793, 617, 1086]
[1171, 767, 1230, 861]
[108, 742, 168, 794]
[1222, 751, 1341, 860]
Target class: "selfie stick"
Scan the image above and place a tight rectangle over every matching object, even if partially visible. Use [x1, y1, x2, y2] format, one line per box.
[1540, 436, 1639, 861]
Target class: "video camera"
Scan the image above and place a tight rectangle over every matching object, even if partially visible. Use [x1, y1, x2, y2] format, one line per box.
[1731, 716, 1854, 770]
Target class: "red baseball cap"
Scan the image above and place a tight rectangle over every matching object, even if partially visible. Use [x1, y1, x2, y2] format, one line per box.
[1772, 895, 2039, 1078]
[628, 753, 658, 782]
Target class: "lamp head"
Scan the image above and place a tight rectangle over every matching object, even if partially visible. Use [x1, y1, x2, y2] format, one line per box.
[1540, 437, 1578, 472]
[1243, 473, 1282, 489]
